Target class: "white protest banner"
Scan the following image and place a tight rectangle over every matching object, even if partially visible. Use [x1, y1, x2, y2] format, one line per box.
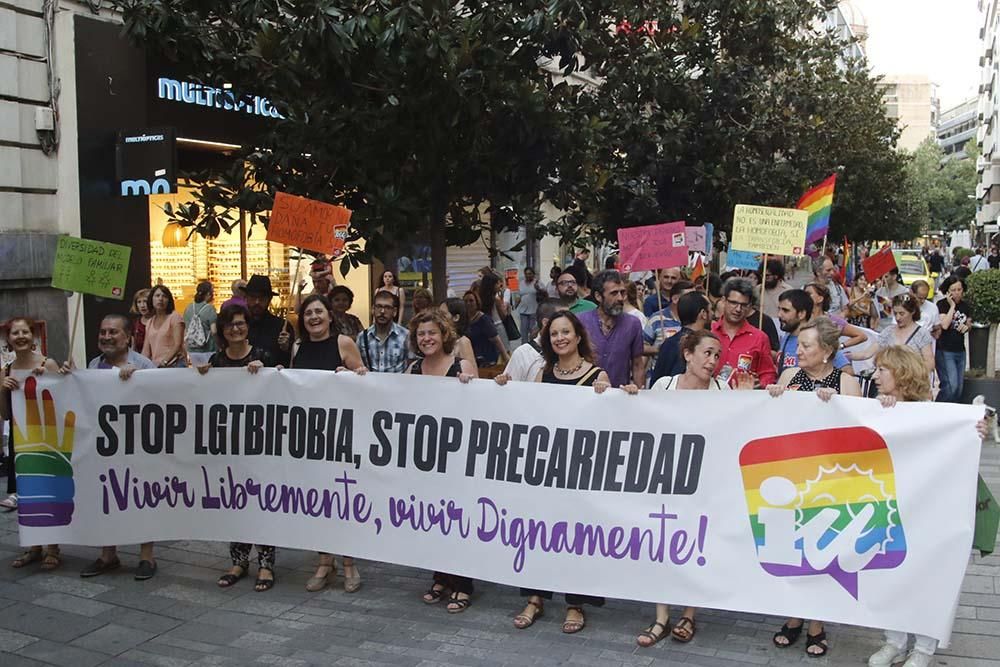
[11, 370, 981, 643]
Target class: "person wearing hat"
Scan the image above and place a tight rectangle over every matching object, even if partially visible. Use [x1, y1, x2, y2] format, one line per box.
[245, 275, 292, 367]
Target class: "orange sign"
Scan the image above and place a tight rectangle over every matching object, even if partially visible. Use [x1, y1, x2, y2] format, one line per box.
[505, 268, 520, 292]
[266, 192, 352, 255]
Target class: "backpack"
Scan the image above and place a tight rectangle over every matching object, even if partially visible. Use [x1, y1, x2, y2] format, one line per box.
[185, 304, 210, 348]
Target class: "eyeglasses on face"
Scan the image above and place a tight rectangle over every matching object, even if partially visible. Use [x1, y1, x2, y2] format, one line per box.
[725, 298, 750, 309]
[224, 321, 248, 330]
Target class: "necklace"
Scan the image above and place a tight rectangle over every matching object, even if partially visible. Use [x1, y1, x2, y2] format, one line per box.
[555, 358, 584, 376]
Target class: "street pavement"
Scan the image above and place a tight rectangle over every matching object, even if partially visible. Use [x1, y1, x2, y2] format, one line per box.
[0, 433, 998, 667]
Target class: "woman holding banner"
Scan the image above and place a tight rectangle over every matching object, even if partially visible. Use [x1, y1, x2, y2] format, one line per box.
[196, 304, 277, 592]
[291, 294, 368, 593]
[511, 310, 636, 634]
[866, 345, 990, 667]
[142, 285, 186, 367]
[405, 309, 478, 612]
[1, 317, 62, 568]
[638, 329, 751, 646]
[767, 317, 862, 657]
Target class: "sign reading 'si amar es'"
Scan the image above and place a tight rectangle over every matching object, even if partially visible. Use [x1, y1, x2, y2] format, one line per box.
[115, 127, 177, 197]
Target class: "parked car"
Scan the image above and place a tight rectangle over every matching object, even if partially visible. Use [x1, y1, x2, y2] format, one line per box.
[892, 250, 935, 298]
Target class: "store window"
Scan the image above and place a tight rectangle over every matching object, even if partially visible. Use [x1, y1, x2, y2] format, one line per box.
[148, 186, 290, 314]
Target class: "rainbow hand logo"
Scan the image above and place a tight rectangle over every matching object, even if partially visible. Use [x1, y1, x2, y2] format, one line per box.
[739, 427, 906, 599]
[12, 376, 76, 527]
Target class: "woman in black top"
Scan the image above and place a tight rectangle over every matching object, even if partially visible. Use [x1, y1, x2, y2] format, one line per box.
[766, 317, 861, 658]
[291, 294, 368, 594]
[405, 310, 477, 612]
[513, 310, 636, 635]
[196, 304, 276, 591]
[935, 276, 972, 403]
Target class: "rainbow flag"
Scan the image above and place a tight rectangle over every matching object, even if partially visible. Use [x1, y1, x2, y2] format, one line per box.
[843, 237, 855, 286]
[689, 254, 705, 282]
[797, 174, 837, 248]
[739, 426, 907, 599]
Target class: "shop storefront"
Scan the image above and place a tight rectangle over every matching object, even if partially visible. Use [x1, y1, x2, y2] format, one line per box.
[73, 14, 369, 359]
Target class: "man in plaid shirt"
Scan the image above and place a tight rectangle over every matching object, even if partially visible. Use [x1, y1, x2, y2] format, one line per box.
[357, 291, 409, 373]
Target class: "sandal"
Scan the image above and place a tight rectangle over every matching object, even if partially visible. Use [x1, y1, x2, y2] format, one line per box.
[636, 620, 668, 647]
[11, 548, 42, 569]
[423, 584, 448, 604]
[513, 600, 544, 629]
[773, 621, 804, 648]
[254, 568, 275, 592]
[562, 606, 585, 634]
[217, 564, 248, 588]
[0, 493, 17, 511]
[671, 616, 696, 643]
[306, 562, 334, 592]
[805, 630, 828, 657]
[446, 592, 471, 614]
[40, 549, 61, 571]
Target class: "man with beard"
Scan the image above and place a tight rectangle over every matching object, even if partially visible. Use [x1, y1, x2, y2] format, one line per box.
[812, 255, 849, 317]
[761, 258, 792, 319]
[578, 270, 644, 387]
[711, 277, 777, 387]
[555, 269, 597, 314]
[775, 289, 852, 373]
[356, 290, 409, 373]
[245, 275, 292, 367]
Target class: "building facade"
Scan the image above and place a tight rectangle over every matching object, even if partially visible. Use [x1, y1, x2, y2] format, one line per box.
[878, 75, 941, 152]
[978, 0, 1000, 231]
[939, 98, 978, 160]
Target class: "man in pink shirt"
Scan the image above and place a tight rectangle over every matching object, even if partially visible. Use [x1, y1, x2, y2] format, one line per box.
[711, 277, 777, 388]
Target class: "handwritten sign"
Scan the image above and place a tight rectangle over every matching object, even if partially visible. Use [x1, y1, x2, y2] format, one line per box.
[617, 221, 688, 272]
[51, 236, 131, 299]
[862, 245, 897, 282]
[726, 246, 763, 271]
[731, 205, 808, 256]
[266, 192, 352, 255]
[685, 226, 706, 255]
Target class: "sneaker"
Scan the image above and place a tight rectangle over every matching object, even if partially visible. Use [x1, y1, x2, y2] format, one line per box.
[869, 643, 907, 667]
[134, 559, 157, 581]
[902, 652, 935, 667]
[0, 494, 17, 511]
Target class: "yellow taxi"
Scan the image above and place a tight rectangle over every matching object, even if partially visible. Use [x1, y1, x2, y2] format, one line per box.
[891, 250, 935, 298]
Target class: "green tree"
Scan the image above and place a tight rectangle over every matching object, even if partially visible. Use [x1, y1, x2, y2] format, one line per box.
[905, 138, 978, 234]
[543, 0, 919, 245]
[111, 0, 917, 284]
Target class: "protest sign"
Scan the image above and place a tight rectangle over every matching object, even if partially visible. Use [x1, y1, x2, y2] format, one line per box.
[731, 205, 809, 256]
[862, 246, 897, 282]
[704, 223, 715, 258]
[12, 370, 981, 643]
[726, 246, 764, 271]
[685, 226, 706, 255]
[617, 221, 688, 272]
[266, 192, 352, 256]
[51, 236, 131, 300]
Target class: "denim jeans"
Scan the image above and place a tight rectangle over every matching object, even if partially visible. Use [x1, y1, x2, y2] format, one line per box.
[519, 314, 536, 343]
[935, 349, 965, 403]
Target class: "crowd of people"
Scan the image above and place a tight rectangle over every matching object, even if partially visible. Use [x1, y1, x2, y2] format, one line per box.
[0, 248, 993, 667]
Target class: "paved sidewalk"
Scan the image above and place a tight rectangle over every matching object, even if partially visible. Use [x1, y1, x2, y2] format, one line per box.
[0, 439, 998, 667]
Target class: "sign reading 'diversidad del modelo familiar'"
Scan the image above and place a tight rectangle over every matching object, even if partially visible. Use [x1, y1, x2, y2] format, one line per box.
[50, 236, 132, 299]
[731, 205, 809, 256]
[11, 370, 981, 644]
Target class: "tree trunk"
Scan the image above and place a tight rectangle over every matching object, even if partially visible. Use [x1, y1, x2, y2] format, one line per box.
[430, 198, 448, 303]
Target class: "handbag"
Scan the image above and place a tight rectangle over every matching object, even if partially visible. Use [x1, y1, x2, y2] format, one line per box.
[501, 313, 521, 341]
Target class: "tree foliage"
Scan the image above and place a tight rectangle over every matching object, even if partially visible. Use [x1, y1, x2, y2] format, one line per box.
[109, 0, 918, 283]
[905, 137, 978, 233]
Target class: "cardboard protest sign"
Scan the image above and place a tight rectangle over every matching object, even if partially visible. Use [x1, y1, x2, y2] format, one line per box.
[731, 205, 808, 256]
[726, 246, 763, 271]
[51, 236, 131, 299]
[862, 245, 897, 282]
[266, 192, 352, 255]
[685, 226, 706, 255]
[617, 221, 688, 272]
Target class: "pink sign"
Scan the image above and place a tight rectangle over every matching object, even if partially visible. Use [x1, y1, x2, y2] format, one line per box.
[684, 226, 706, 253]
[617, 221, 689, 272]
